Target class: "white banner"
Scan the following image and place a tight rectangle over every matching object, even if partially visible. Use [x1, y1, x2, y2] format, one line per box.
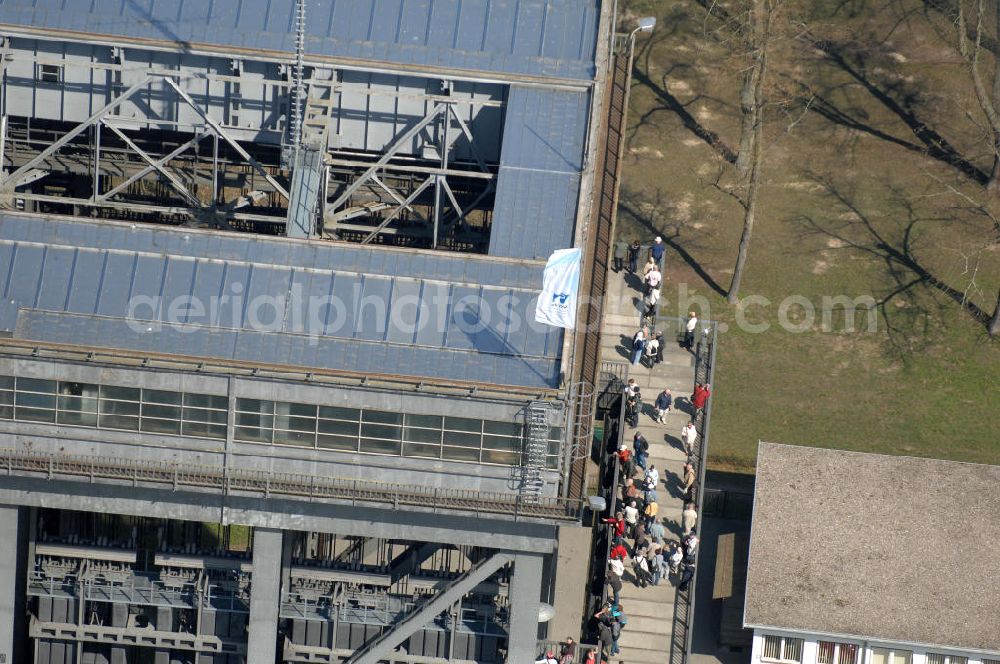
[535, 248, 582, 329]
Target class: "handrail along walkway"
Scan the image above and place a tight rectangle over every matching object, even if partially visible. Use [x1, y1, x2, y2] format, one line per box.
[0, 448, 583, 522]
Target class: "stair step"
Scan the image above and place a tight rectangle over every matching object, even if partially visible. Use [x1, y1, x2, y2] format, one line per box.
[614, 644, 677, 664]
[612, 597, 676, 615]
[618, 614, 672, 634]
[618, 629, 670, 651]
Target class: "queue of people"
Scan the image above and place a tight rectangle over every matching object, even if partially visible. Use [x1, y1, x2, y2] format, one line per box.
[593, 426, 701, 660]
[592, 234, 709, 660]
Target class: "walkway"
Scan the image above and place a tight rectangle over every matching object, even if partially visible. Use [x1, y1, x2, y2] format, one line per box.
[600, 268, 697, 664]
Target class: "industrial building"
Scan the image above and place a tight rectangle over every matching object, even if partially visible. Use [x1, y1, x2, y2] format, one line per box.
[0, 0, 618, 662]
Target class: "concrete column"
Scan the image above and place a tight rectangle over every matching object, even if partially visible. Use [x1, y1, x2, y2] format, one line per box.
[507, 552, 544, 664]
[548, 525, 589, 643]
[0, 505, 21, 664]
[248, 528, 283, 664]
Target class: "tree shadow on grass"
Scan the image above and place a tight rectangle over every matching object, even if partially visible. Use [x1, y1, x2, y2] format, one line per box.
[618, 187, 728, 298]
[797, 174, 994, 354]
[630, 67, 738, 165]
[625, 8, 739, 165]
[790, 37, 989, 185]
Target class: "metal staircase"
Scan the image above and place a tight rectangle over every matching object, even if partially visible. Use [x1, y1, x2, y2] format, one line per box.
[522, 402, 551, 502]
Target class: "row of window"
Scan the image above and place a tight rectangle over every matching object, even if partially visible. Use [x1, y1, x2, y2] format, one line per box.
[763, 636, 998, 664]
[233, 398, 562, 469]
[0, 377, 227, 439]
[0, 376, 561, 469]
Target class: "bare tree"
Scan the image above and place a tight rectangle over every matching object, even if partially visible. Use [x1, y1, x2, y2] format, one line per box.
[956, 0, 1000, 192]
[728, 0, 778, 303]
[990, 288, 1000, 335]
[923, 169, 1000, 335]
[735, 1, 766, 181]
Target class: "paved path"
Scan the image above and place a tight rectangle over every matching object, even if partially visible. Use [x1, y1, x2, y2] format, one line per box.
[600, 268, 698, 664]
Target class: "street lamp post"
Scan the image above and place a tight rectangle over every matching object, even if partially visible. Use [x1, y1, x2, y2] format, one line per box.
[628, 16, 657, 55]
[608, 15, 656, 266]
[623, 17, 657, 119]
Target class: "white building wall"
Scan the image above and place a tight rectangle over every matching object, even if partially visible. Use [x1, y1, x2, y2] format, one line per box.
[751, 629, 1000, 664]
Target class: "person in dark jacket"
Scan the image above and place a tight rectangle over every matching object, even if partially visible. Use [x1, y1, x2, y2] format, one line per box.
[678, 561, 696, 591]
[633, 432, 649, 469]
[627, 240, 641, 273]
[597, 623, 613, 659]
[606, 570, 622, 607]
[559, 638, 577, 664]
[654, 388, 672, 423]
[650, 236, 665, 271]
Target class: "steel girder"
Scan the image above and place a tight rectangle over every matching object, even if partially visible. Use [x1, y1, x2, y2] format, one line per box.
[343, 552, 514, 664]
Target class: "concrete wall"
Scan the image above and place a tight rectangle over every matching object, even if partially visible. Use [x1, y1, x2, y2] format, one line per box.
[749, 630, 1000, 664]
[0, 506, 20, 663]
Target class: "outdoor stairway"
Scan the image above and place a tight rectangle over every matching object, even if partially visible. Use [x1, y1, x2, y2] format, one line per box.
[599, 268, 696, 664]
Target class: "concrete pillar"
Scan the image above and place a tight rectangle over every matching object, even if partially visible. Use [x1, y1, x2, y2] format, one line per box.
[548, 525, 590, 643]
[247, 528, 283, 664]
[0, 506, 21, 664]
[506, 552, 544, 664]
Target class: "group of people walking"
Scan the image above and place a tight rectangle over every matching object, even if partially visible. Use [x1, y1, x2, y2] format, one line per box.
[619, 238, 706, 366]
[596, 427, 702, 658]
[589, 235, 712, 661]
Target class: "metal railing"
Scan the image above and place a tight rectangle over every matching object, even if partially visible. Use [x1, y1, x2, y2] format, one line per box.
[672, 320, 718, 664]
[596, 360, 628, 419]
[27, 572, 249, 613]
[535, 639, 602, 662]
[582, 387, 625, 656]
[0, 448, 583, 522]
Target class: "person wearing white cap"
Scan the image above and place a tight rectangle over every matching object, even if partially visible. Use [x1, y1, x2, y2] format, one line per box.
[650, 235, 665, 271]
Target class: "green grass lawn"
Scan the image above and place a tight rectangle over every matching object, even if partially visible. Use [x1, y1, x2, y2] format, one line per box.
[615, 0, 1000, 472]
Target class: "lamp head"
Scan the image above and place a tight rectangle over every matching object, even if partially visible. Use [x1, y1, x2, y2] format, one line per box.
[637, 16, 656, 32]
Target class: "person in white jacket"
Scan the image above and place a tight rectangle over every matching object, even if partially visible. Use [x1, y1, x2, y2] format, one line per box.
[682, 503, 698, 536]
[681, 422, 698, 456]
[683, 311, 698, 350]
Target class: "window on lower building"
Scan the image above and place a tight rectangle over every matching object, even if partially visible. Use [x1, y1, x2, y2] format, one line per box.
[0, 375, 226, 440]
[37, 63, 63, 84]
[926, 655, 967, 664]
[817, 641, 858, 664]
[0, 376, 13, 419]
[870, 648, 912, 664]
[233, 395, 562, 468]
[761, 635, 803, 663]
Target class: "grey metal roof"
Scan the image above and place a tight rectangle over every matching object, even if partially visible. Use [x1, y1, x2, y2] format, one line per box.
[488, 86, 587, 259]
[745, 442, 1000, 653]
[0, 0, 600, 82]
[0, 214, 563, 388]
[0, 213, 544, 289]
